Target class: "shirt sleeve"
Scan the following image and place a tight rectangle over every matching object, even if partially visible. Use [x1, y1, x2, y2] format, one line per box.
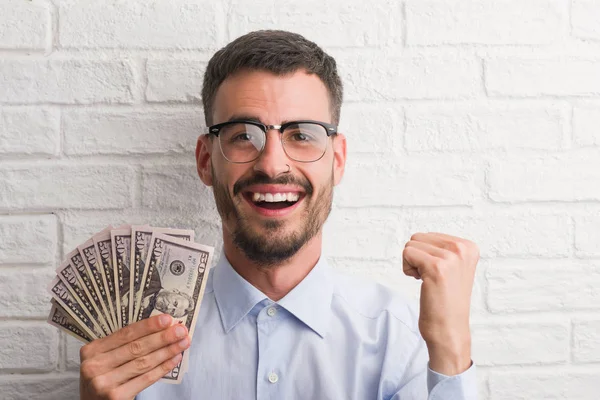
[427, 362, 478, 400]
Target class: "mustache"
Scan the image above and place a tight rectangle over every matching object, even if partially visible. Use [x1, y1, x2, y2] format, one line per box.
[233, 174, 313, 197]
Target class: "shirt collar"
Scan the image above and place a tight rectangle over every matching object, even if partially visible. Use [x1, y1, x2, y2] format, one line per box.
[212, 251, 334, 338]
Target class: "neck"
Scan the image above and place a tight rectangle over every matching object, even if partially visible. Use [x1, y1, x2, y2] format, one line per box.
[222, 230, 323, 301]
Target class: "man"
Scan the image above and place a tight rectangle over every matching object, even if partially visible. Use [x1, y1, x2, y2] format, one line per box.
[79, 30, 479, 399]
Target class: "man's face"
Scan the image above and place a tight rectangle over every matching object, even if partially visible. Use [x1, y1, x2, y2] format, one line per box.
[155, 290, 191, 318]
[196, 69, 346, 266]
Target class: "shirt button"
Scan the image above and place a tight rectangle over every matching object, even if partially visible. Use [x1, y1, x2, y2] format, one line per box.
[267, 307, 277, 317]
[268, 372, 279, 383]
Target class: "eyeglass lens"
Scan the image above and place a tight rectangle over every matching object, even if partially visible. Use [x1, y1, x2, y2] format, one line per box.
[217, 122, 328, 163]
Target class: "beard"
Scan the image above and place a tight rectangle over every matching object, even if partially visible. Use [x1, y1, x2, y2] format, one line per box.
[211, 165, 333, 267]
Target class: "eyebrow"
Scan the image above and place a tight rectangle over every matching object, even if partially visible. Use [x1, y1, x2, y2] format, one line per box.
[224, 114, 303, 125]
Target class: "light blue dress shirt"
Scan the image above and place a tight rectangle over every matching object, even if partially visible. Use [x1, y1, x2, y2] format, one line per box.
[138, 252, 477, 400]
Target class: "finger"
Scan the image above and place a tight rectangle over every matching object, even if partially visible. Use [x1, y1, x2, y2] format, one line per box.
[91, 322, 189, 374]
[107, 334, 191, 386]
[114, 352, 184, 399]
[403, 245, 438, 279]
[109, 323, 188, 369]
[83, 314, 173, 358]
[411, 232, 465, 255]
[406, 239, 451, 259]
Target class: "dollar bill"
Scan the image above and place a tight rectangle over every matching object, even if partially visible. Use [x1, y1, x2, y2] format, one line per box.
[112, 228, 132, 328]
[130, 227, 195, 323]
[65, 249, 111, 336]
[93, 229, 119, 332]
[137, 233, 213, 383]
[79, 237, 115, 333]
[47, 299, 92, 343]
[56, 260, 110, 337]
[48, 277, 103, 340]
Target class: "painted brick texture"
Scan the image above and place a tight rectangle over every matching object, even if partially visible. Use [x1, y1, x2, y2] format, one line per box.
[0, 1, 598, 398]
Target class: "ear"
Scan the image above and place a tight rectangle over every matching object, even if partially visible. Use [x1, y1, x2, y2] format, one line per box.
[196, 135, 214, 186]
[332, 133, 347, 186]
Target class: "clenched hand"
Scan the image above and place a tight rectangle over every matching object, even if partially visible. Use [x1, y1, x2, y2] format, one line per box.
[403, 232, 479, 375]
[79, 314, 191, 400]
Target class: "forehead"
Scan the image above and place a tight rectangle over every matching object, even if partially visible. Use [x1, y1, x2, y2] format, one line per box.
[212, 69, 331, 125]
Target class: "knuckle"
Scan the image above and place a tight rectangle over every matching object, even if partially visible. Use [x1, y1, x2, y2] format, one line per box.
[127, 340, 144, 357]
[105, 388, 121, 400]
[142, 369, 159, 386]
[79, 343, 93, 361]
[448, 240, 466, 257]
[134, 355, 151, 371]
[80, 359, 98, 378]
[119, 326, 136, 343]
[89, 375, 108, 396]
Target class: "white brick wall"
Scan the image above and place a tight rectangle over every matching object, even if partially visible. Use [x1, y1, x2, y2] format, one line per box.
[1, 0, 599, 398]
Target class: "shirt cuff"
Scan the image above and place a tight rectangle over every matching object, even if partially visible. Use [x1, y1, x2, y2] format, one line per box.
[427, 361, 478, 400]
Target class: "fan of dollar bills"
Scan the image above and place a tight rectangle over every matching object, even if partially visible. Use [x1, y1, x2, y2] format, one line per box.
[46, 225, 214, 383]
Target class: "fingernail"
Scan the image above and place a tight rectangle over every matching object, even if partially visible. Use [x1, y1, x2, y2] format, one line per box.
[178, 337, 190, 348]
[159, 314, 172, 327]
[175, 325, 186, 338]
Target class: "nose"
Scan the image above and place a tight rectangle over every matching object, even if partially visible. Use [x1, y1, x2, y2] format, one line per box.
[252, 129, 291, 178]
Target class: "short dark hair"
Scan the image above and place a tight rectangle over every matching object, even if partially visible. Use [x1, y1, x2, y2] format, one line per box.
[201, 30, 343, 127]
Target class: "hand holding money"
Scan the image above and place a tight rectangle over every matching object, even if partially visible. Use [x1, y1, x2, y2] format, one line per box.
[47, 224, 214, 391]
[79, 314, 190, 400]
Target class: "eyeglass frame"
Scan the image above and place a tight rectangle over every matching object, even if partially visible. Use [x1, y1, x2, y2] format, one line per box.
[205, 119, 338, 164]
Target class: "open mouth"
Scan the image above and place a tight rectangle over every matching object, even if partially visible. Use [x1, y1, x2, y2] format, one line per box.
[243, 191, 304, 211]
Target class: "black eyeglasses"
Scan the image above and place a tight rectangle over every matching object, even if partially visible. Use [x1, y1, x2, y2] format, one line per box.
[205, 119, 337, 163]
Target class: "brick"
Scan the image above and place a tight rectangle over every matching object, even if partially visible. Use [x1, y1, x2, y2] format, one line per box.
[489, 153, 600, 202]
[472, 322, 568, 366]
[486, 57, 600, 97]
[63, 109, 201, 155]
[0, 268, 55, 318]
[338, 104, 403, 155]
[336, 53, 481, 102]
[0, 165, 134, 210]
[141, 165, 217, 213]
[575, 216, 600, 257]
[336, 156, 477, 207]
[228, 0, 401, 48]
[407, 213, 571, 258]
[59, 0, 221, 49]
[65, 335, 83, 371]
[0, 215, 57, 264]
[0, 59, 134, 104]
[405, 104, 565, 151]
[0, 108, 60, 155]
[572, 0, 600, 41]
[574, 105, 600, 146]
[323, 208, 409, 260]
[60, 210, 221, 260]
[573, 320, 600, 363]
[146, 60, 205, 103]
[487, 260, 600, 313]
[489, 371, 600, 400]
[406, 0, 563, 45]
[0, 2, 49, 50]
[0, 374, 79, 400]
[0, 323, 58, 371]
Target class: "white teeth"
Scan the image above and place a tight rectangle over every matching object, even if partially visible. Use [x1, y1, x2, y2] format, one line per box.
[251, 192, 300, 203]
